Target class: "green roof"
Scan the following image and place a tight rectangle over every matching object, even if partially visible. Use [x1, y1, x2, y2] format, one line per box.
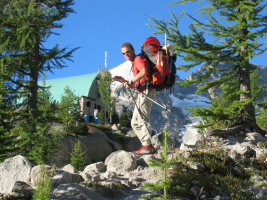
[40, 73, 100, 103]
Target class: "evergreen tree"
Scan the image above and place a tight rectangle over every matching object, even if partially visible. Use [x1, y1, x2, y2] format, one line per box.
[0, 0, 79, 134]
[32, 165, 54, 200]
[13, 75, 61, 164]
[58, 86, 81, 133]
[149, 0, 267, 134]
[70, 140, 86, 171]
[119, 106, 132, 128]
[99, 70, 112, 124]
[0, 61, 16, 162]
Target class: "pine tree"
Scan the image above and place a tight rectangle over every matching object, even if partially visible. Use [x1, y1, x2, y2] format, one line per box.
[70, 140, 86, 171]
[99, 70, 112, 124]
[13, 75, 61, 164]
[149, 0, 267, 134]
[0, 61, 16, 162]
[32, 165, 54, 200]
[58, 86, 81, 133]
[119, 106, 132, 128]
[0, 0, 79, 134]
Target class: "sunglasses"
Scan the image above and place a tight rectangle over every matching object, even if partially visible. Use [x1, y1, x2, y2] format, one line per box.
[122, 50, 130, 55]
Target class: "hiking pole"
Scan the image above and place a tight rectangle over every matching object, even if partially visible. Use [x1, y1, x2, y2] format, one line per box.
[132, 89, 170, 112]
[112, 76, 170, 112]
[127, 87, 152, 139]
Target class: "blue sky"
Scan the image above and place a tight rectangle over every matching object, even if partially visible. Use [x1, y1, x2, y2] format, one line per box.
[44, 0, 267, 80]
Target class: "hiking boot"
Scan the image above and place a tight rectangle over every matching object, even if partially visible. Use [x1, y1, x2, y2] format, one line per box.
[134, 146, 151, 155]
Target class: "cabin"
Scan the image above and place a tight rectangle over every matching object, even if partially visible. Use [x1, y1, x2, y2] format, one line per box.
[41, 73, 104, 122]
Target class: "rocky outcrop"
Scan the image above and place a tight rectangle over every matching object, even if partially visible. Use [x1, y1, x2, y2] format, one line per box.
[3, 128, 267, 199]
[49, 127, 124, 167]
[0, 152, 163, 200]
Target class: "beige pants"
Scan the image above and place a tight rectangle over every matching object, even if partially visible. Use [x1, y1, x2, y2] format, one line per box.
[131, 89, 156, 146]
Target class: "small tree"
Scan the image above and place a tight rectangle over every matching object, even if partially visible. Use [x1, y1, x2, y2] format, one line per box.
[58, 86, 80, 133]
[119, 106, 132, 128]
[99, 70, 112, 124]
[143, 129, 178, 200]
[70, 140, 86, 171]
[32, 166, 54, 200]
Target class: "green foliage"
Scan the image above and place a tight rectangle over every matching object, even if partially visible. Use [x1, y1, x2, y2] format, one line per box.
[148, 0, 267, 131]
[32, 165, 54, 200]
[89, 123, 126, 143]
[143, 129, 179, 200]
[0, 61, 17, 162]
[119, 106, 132, 128]
[172, 150, 254, 199]
[58, 86, 82, 133]
[12, 122, 62, 165]
[99, 70, 112, 124]
[189, 67, 267, 132]
[38, 74, 58, 124]
[97, 109, 104, 124]
[70, 140, 86, 171]
[0, 0, 78, 134]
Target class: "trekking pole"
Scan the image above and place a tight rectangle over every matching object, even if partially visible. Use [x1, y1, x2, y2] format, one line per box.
[133, 89, 170, 112]
[112, 76, 170, 112]
[127, 87, 152, 138]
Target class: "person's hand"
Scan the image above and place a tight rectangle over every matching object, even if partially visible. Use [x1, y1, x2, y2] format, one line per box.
[124, 81, 134, 89]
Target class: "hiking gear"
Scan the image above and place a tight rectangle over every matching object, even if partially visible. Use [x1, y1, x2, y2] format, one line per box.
[112, 76, 169, 111]
[140, 36, 177, 92]
[134, 145, 157, 155]
[134, 146, 151, 154]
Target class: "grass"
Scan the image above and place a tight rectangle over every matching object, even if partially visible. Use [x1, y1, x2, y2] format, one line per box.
[88, 123, 126, 143]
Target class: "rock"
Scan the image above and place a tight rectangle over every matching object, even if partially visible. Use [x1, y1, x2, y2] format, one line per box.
[111, 124, 121, 130]
[186, 161, 205, 171]
[31, 165, 54, 189]
[105, 150, 136, 175]
[84, 162, 106, 174]
[136, 155, 161, 167]
[62, 164, 79, 173]
[50, 132, 123, 167]
[128, 167, 163, 184]
[11, 181, 34, 198]
[51, 183, 107, 200]
[245, 132, 263, 140]
[102, 171, 118, 179]
[0, 155, 33, 194]
[180, 130, 205, 150]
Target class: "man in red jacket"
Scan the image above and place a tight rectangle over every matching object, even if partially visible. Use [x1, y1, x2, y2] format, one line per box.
[121, 42, 157, 154]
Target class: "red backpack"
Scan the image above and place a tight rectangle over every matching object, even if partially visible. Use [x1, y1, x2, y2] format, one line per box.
[141, 36, 176, 91]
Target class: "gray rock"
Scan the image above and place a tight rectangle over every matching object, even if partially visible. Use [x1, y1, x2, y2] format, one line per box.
[0, 155, 33, 194]
[105, 150, 136, 175]
[84, 162, 106, 174]
[62, 164, 79, 173]
[51, 183, 107, 200]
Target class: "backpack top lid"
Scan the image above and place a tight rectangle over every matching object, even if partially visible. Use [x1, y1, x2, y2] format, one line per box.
[142, 37, 160, 52]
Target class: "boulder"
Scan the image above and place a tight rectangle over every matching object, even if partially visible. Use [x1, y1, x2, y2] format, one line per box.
[84, 162, 106, 174]
[51, 183, 107, 200]
[105, 150, 136, 175]
[0, 155, 33, 194]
